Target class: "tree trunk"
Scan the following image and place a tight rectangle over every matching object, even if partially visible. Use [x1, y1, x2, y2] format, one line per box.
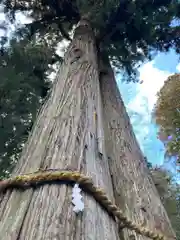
[99, 58, 176, 240]
[0, 19, 120, 240]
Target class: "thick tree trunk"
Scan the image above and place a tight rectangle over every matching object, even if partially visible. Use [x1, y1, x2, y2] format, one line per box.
[0, 19, 120, 240]
[99, 59, 176, 240]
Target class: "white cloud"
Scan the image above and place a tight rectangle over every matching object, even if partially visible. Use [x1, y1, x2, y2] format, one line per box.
[127, 61, 171, 113]
[121, 61, 173, 165]
[176, 63, 180, 72]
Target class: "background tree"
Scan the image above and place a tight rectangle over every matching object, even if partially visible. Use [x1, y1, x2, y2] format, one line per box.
[150, 166, 180, 239]
[0, 37, 59, 179]
[153, 73, 180, 170]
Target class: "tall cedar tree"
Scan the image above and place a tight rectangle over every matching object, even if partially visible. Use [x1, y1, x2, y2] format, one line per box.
[1, 0, 179, 177]
[0, 1, 179, 239]
[0, 18, 122, 240]
[0, 16, 176, 240]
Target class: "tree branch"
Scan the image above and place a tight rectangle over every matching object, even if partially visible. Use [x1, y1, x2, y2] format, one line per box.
[24, 15, 72, 42]
[57, 22, 72, 41]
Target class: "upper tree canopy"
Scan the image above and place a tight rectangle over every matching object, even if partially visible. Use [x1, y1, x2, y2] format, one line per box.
[1, 0, 180, 81]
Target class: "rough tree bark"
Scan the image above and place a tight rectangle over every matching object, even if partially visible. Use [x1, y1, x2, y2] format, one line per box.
[99, 59, 176, 240]
[0, 19, 120, 240]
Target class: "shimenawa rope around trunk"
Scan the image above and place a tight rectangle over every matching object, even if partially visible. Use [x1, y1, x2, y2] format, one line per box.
[0, 169, 176, 240]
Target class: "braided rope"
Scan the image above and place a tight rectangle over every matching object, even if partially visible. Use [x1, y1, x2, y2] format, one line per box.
[0, 170, 174, 240]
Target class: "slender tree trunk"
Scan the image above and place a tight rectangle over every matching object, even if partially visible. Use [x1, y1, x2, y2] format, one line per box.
[0, 19, 120, 240]
[99, 58, 176, 240]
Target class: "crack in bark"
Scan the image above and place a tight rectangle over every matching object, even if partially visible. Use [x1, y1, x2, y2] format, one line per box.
[16, 191, 34, 240]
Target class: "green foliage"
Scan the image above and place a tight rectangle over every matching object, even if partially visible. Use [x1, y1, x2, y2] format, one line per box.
[144, 156, 153, 169]
[150, 167, 180, 239]
[164, 185, 180, 240]
[150, 167, 172, 199]
[153, 74, 180, 169]
[1, 0, 180, 82]
[0, 38, 56, 179]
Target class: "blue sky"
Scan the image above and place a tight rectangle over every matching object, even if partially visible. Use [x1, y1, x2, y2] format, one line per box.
[118, 51, 180, 168]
